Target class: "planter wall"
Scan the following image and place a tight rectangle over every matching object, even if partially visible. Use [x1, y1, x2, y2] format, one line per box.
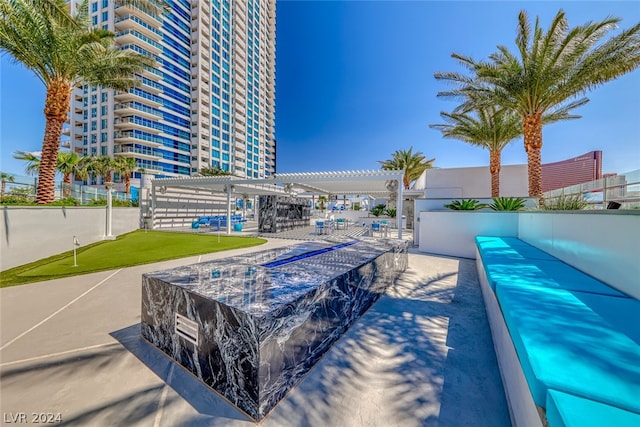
[418, 210, 639, 299]
[518, 212, 640, 299]
[1, 206, 140, 271]
[418, 211, 519, 258]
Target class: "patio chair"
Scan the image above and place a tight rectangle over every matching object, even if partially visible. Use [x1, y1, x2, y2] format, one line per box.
[336, 218, 346, 230]
[371, 222, 382, 237]
[315, 220, 325, 235]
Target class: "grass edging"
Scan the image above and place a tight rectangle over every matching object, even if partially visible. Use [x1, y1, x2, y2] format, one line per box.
[1, 230, 267, 288]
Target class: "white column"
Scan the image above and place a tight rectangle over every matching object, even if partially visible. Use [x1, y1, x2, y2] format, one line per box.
[397, 179, 403, 239]
[105, 182, 114, 239]
[151, 182, 156, 230]
[226, 184, 232, 235]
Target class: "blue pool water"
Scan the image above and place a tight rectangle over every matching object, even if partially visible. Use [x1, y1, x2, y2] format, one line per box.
[260, 240, 359, 268]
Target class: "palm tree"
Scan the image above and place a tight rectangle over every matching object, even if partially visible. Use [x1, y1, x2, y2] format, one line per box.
[200, 165, 231, 176]
[1, 172, 15, 195]
[85, 155, 116, 186]
[377, 147, 435, 189]
[317, 195, 327, 212]
[0, 0, 168, 204]
[114, 156, 138, 194]
[13, 151, 41, 176]
[435, 10, 640, 200]
[431, 107, 522, 197]
[56, 151, 84, 197]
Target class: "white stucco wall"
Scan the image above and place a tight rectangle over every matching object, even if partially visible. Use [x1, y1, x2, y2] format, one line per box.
[419, 211, 520, 258]
[416, 209, 639, 299]
[1, 207, 140, 271]
[425, 165, 528, 198]
[413, 198, 537, 245]
[518, 212, 640, 299]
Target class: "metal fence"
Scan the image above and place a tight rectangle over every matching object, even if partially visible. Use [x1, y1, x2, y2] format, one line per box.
[1, 174, 134, 205]
[543, 169, 640, 209]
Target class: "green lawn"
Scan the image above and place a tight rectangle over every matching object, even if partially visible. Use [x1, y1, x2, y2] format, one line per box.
[1, 230, 267, 288]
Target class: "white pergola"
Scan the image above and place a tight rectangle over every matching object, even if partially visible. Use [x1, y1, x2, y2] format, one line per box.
[150, 169, 406, 238]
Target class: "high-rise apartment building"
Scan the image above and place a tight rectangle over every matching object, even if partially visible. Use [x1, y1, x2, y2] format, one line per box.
[66, 0, 276, 188]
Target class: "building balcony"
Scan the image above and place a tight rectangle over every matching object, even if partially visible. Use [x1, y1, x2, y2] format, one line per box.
[234, 105, 246, 118]
[139, 78, 163, 94]
[142, 66, 163, 82]
[114, 89, 162, 107]
[113, 131, 162, 147]
[114, 145, 161, 161]
[115, 30, 162, 55]
[234, 36, 246, 51]
[114, 4, 162, 27]
[235, 16, 246, 32]
[234, 55, 246, 69]
[114, 117, 161, 134]
[114, 102, 161, 120]
[234, 92, 245, 106]
[114, 14, 162, 41]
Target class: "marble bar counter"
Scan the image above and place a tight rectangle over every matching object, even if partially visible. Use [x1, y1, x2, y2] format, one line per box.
[141, 236, 408, 420]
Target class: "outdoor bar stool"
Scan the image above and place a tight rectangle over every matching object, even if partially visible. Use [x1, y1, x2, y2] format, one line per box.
[380, 220, 389, 237]
[336, 218, 346, 230]
[315, 220, 326, 235]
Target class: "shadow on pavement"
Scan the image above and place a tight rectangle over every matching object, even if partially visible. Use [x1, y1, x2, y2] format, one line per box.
[110, 325, 251, 423]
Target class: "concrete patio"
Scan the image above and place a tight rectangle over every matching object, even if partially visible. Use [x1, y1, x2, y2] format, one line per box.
[0, 239, 509, 426]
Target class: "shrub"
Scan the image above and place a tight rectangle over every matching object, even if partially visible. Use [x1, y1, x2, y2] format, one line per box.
[353, 204, 361, 211]
[490, 197, 526, 211]
[46, 197, 80, 206]
[86, 198, 137, 207]
[444, 199, 488, 210]
[540, 194, 589, 210]
[384, 208, 397, 218]
[370, 204, 386, 217]
[0, 194, 36, 205]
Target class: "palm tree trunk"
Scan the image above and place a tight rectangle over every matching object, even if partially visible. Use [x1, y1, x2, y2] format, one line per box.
[125, 176, 131, 194]
[63, 173, 71, 198]
[37, 78, 71, 204]
[1, 181, 5, 196]
[403, 176, 410, 190]
[489, 151, 501, 197]
[523, 112, 544, 200]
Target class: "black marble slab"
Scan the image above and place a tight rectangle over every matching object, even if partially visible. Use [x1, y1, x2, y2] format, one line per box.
[141, 236, 408, 420]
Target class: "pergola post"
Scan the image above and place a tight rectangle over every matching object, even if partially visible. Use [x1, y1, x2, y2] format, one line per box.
[150, 182, 156, 231]
[396, 179, 403, 239]
[226, 184, 232, 235]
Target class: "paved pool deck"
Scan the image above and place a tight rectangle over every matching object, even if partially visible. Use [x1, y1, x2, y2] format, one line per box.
[0, 240, 510, 426]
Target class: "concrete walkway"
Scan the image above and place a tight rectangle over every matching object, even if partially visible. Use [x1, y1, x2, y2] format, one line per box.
[0, 240, 510, 426]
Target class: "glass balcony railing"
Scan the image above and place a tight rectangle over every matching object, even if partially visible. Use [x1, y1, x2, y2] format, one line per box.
[114, 116, 162, 132]
[116, 87, 162, 104]
[114, 14, 162, 37]
[114, 102, 162, 118]
[544, 169, 640, 209]
[116, 29, 163, 51]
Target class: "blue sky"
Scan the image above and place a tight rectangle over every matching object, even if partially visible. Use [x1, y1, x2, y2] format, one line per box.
[2, 1, 639, 178]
